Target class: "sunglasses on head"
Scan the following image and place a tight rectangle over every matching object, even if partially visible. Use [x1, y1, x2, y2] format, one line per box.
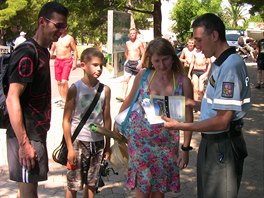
[45, 18, 67, 29]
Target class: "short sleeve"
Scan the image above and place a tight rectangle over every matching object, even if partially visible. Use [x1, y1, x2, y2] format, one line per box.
[212, 55, 245, 111]
[8, 44, 37, 84]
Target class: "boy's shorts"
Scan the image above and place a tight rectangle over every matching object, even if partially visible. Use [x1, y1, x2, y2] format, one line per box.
[54, 57, 73, 81]
[124, 60, 140, 77]
[7, 137, 49, 183]
[67, 140, 104, 191]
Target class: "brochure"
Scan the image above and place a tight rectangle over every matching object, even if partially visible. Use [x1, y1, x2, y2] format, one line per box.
[142, 95, 185, 125]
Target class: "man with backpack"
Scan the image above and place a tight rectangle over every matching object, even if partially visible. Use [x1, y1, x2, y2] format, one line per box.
[5, 2, 69, 197]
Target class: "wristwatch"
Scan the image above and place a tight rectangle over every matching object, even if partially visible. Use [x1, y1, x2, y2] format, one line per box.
[181, 145, 193, 151]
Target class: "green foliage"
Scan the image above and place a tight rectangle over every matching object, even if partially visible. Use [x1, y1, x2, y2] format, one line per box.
[170, 0, 222, 43]
[0, 0, 45, 44]
[0, 0, 28, 28]
[222, 1, 249, 28]
[236, 0, 264, 20]
[170, 0, 200, 43]
[243, 14, 263, 29]
[58, 0, 110, 44]
[1, 0, 160, 45]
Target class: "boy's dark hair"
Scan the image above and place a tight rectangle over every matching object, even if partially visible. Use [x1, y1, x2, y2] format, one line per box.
[192, 13, 226, 42]
[81, 48, 104, 63]
[38, 1, 69, 19]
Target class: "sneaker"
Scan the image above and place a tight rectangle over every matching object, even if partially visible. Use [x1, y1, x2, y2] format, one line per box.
[255, 84, 261, 89]
[116, 97, 124, 102]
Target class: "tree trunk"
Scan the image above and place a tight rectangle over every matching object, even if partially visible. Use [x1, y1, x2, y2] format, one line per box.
[153, 0, 162, 38]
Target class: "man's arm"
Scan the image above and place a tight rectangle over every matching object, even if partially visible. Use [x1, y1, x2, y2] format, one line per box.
[200, 58, 212, 82]
[103, 85, 111, 160]
[49, 42, 56, 57]
[137, 41, 145, 70]
[178, 76, 194, 169]
[70, 36, 78, 70]
[179, 48, 186, 63]
[125, 41, 129, 60]
[6, 83, 37, 170]
[162, 110, 234, 132]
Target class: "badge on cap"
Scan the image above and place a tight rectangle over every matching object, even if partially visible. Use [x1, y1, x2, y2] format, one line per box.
[222, 82, 234, 98]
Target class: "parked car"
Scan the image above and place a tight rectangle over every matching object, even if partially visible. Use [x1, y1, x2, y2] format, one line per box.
[226, 33, 241, 47]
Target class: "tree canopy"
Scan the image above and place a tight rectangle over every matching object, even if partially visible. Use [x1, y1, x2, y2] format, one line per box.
[0, 0, 263, 46]
[170, 0, 222, 43]
[237, 0, 264, 19]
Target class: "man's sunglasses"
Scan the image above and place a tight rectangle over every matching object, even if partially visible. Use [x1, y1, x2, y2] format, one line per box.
[45, 18, 67, 29]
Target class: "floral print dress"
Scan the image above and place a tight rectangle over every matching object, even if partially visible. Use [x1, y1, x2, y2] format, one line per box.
[126, 72, 184, 193]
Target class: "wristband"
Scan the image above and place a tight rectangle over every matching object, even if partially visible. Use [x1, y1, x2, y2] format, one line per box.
[181, 145, 193, 151]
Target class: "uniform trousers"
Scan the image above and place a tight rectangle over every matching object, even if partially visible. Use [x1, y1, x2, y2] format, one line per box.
[197, 130, 246, 198]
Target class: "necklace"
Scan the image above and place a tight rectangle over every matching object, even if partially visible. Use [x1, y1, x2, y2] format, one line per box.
[148, 70, 176, 90]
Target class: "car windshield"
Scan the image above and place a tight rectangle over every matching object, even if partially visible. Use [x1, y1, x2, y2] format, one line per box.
[226, 34, 240, 41]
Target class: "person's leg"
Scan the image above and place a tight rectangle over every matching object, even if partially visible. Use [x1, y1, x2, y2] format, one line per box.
[255, 69, 261, 89]
[60, 79, 69, 103]
[198, 137, 239, 198]
[18, 183, 38, 198]
[65, 188, 77, 198]
[54, 58, 63, 100]
[259, 70, 264, 87]
[61, 58, 73, 103]
[136, 188, 149, 198]
[7, 138, 48, 198]
[192, 74, 199, 101]
[83, 185, 95, 198]
[57, 80, 62, 97]
[123, 75, 131, 99]
[150, 191, 165, 198]
[81, 140, 104, 197]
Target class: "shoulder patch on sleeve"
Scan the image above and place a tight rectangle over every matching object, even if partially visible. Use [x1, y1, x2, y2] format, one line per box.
[222, 82, 234, 98]
[18, 57, 33, 77]
[209, 75, 215, 88]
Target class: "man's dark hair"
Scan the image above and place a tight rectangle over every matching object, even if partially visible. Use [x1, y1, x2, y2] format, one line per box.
[192, 13, 226, 42]
[38, 1, 69, 19]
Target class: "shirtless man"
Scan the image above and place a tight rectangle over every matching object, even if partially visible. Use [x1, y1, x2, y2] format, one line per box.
[188, 48, 211, 101]
[116, 28, 145, 102]
[50, 30, 78, 107]
[179, 37, 195, 75]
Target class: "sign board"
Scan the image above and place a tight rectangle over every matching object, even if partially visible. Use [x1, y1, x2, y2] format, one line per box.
[107, 10, 130, 77]
[0, 45, 11, 56]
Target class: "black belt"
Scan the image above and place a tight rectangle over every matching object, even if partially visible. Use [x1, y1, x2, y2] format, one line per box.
[202, 119, 243, 140]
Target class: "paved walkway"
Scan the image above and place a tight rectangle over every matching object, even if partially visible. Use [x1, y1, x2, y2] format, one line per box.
[0, 63, 263, 197]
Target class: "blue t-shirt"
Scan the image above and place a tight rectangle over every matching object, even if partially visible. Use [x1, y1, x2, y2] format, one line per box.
[201, 47, 251, 134]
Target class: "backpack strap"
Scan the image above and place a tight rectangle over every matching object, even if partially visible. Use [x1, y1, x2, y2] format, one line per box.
[14, 41, 38, 65]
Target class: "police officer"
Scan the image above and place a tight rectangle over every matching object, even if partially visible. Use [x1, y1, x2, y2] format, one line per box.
[162, 13, 251, 198]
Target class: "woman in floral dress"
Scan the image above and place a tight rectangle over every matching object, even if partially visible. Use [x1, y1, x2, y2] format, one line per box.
[115, 38, 193, 198]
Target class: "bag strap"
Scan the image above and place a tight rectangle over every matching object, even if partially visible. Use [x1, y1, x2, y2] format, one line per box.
[71, 82, 104, 142]
[121, 68, 151, 132]
[14, 41, 39, 64]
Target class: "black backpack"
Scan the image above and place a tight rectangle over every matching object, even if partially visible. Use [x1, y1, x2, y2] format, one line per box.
[0, 41, 38, 129]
